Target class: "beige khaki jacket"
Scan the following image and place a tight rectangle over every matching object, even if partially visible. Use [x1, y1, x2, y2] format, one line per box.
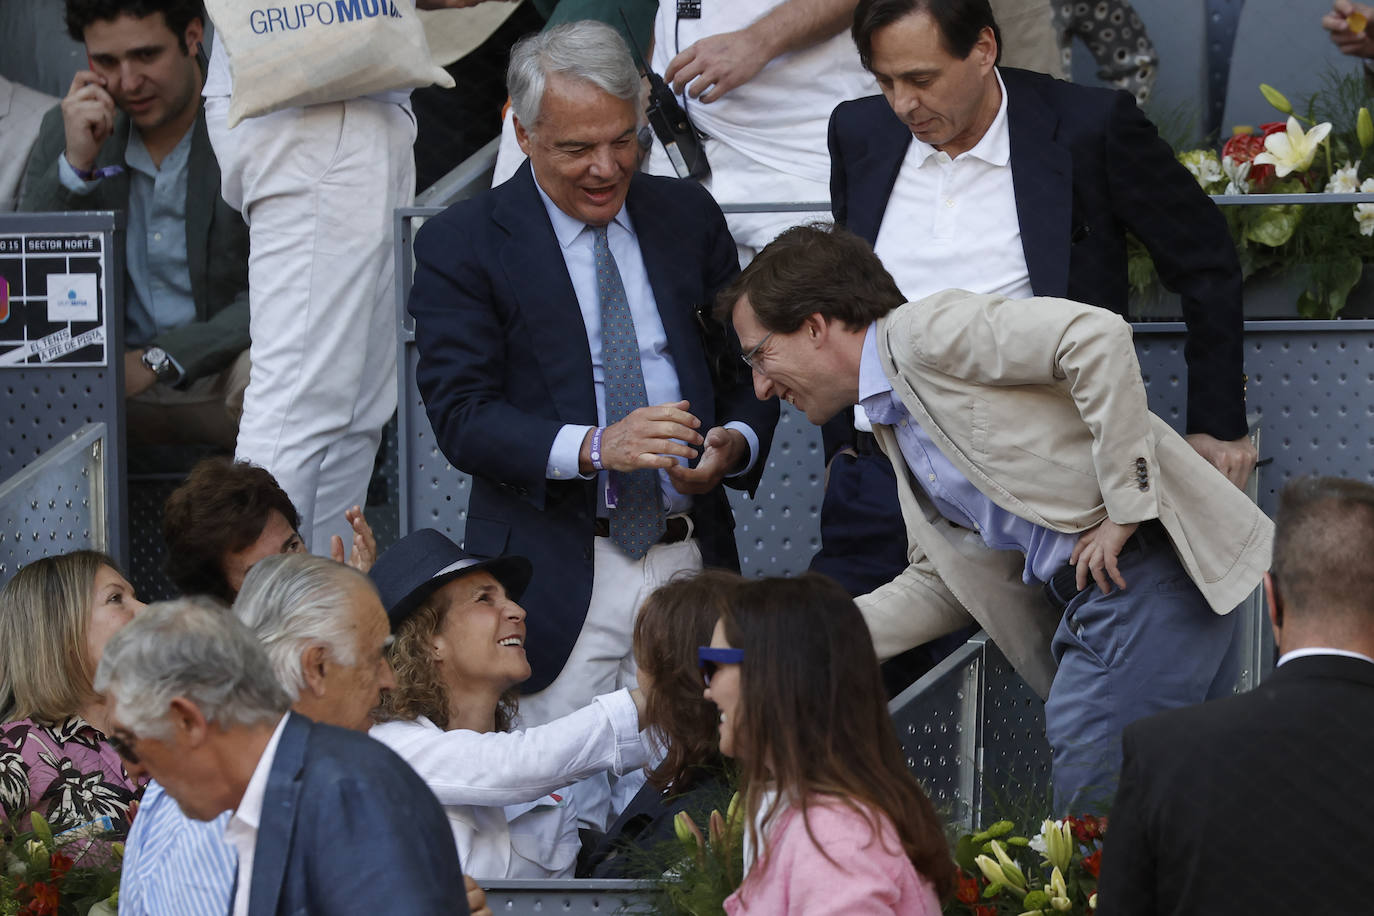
[855, 291, 1273, 698]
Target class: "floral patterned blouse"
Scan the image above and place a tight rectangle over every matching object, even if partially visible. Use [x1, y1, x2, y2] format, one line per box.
[0, 716, 143, 833]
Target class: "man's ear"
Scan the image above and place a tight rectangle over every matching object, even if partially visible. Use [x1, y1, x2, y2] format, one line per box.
[973, 25, 998, 71]
[803, 313, 829, 344]
[183, 17, 205, 56]
[513, 115, 532, 157]
[1264, 571, 1284, 647]
[168, 696, 210, 746]
[299, 644, 330, 698]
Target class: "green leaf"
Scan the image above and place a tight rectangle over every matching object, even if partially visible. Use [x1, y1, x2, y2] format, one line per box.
[1298, 256, 1364, 318]
[1245, 204, 1302, 247]
[955, 835, 980, 871]
[1024, 889, 1050, 909]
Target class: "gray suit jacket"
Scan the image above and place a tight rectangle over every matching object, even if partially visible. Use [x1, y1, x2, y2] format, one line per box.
[20, 102, 250, 384]
[856, 292, 1273, 697]
[0, 76, 56, 212]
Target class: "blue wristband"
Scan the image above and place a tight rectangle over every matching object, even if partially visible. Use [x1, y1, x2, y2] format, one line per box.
[589, 427, 606, 471]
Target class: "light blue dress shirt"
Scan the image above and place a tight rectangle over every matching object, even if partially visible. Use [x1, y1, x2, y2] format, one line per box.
[857, 324, 1076, 584]
[58, 126, 197, 376]
[533, 176, 759, 516]
[118, 781, 235, 916]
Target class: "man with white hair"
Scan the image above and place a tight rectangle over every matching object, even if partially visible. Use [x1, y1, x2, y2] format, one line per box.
[95, 593, 466, 916]
[115, 556, 491, 916]
[408, 19, 777, 828]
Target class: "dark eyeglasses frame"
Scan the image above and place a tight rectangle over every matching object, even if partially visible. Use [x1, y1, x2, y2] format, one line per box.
[739, 332, 774, 373]
[107, 729, 140, 766]
[698, 646, 744, 685]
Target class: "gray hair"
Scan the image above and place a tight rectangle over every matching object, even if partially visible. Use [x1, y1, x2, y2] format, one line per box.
[231, 554, 373, 702]
[94, 597, 289, 739]
[507, 20, 641, 128]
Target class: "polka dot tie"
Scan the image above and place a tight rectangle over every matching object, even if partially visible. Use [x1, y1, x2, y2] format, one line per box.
[593, 224, 665, 558]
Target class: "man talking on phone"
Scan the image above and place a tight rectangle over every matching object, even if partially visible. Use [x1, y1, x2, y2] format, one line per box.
[21, 0, 251, 451]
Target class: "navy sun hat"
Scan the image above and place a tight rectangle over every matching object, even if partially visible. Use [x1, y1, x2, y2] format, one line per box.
[368, 528, 533, 631]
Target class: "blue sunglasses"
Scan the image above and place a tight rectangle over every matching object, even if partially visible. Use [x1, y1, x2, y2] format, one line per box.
[698, 646, 744, 684]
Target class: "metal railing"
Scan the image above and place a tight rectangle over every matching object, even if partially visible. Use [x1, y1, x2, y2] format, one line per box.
[0, 422, 110, 588]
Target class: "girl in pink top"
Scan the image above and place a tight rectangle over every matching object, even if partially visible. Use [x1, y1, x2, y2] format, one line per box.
[700, 573, 955, 915]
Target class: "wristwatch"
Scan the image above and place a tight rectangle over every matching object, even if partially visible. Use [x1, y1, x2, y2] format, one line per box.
[140, 346, 177, 383]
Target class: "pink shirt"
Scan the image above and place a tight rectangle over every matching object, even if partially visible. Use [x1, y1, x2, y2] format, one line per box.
[725, 800, 942, 916]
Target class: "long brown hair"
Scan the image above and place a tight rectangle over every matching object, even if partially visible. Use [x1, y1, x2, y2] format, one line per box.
[373, 591, 518, 732]
[0, 551, 121, 724]
[634, 569, 739, 789]
[720, 573, 955, 900]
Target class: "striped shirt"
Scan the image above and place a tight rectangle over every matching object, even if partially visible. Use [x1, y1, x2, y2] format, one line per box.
[119, 781, 236, 915]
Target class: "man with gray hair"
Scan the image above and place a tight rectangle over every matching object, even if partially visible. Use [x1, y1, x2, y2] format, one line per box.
[407, 19, 777, 828]
[116, 556, 489, 915]
[95, 595, 467, 915]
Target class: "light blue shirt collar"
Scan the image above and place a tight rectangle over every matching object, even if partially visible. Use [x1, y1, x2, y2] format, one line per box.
[531, 168, 633, 247]
[858, 322, 894, 404]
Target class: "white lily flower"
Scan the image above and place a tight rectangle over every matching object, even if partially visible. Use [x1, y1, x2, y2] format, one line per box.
[1220, 155, 1251, 195]
[1356, 178, 1374, 236]
[1047, 867, 1072, 911]
[1036, 818, 1075, 873]
[1253, 117, 1332, 177]
[1327, 161, 1362, 194]
[1178, 149, 1224, 189]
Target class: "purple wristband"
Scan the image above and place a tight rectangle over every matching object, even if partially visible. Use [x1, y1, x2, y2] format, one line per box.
[589, 427, 606, 471]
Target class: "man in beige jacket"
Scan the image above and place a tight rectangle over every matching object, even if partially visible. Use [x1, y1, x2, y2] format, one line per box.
[722, 225, 1273, 812]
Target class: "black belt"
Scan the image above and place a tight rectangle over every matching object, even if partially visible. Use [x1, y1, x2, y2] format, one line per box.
[1042, 520, 1168, 611]
[593, 515, 692, 544]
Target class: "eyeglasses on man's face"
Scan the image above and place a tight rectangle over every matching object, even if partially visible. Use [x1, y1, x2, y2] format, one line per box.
[739, 332, 775, 373]
[697, 646, 744, 685]
[107, 728, 140, 765]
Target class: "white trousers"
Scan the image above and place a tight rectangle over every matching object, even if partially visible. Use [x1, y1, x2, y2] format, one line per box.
[519, 533, 703, 830]
[205, 97, 415, 551]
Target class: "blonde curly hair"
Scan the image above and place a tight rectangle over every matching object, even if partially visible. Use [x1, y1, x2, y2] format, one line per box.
[372, 592, 519, 732]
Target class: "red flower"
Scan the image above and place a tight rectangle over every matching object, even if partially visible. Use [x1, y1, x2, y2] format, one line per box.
[24, 881, 60, 916]
[1082, 849, 1102, 878]
[48, 852, 74, 881]
[1068, 814, 1107, 844]
[1221, 121, 1288, 190]
[955, 872, 980, 904]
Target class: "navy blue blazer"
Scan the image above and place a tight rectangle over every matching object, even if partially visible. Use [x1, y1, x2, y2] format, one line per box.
[408, 162, 778, 693]
[247, 713, 466, 916]
[827, 67, 1247, 446]
[1099, 654, 1374, 914]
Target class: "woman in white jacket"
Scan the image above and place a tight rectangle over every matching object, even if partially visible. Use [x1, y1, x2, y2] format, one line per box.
[367, 529, 649, 878]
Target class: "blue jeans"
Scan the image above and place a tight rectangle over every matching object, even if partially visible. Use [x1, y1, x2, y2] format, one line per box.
[1044, 524, 1240, 813]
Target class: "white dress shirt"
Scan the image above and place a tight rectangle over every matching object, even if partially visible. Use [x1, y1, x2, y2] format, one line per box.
[224, 714, 289, 916]
[856, 69, 1030, 434]
[1276, 647, 1374, 667]
[368, 689, 649, 877]
[873, 69, 1032, 304]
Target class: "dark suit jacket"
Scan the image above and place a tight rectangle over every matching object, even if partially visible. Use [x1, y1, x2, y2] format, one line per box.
[21, 103, 250, 384]
[827, 67, 1247, 447]
[407, 162, 778, 693]
[1097, 654, 1374, 915]
[248, 713, 467, 916]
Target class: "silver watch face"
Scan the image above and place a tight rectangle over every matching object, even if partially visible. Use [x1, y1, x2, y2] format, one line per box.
[142, 346, 171, 378]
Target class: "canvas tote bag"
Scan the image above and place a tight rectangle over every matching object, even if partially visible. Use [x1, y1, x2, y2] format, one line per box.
[206, 0, 456, 127]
